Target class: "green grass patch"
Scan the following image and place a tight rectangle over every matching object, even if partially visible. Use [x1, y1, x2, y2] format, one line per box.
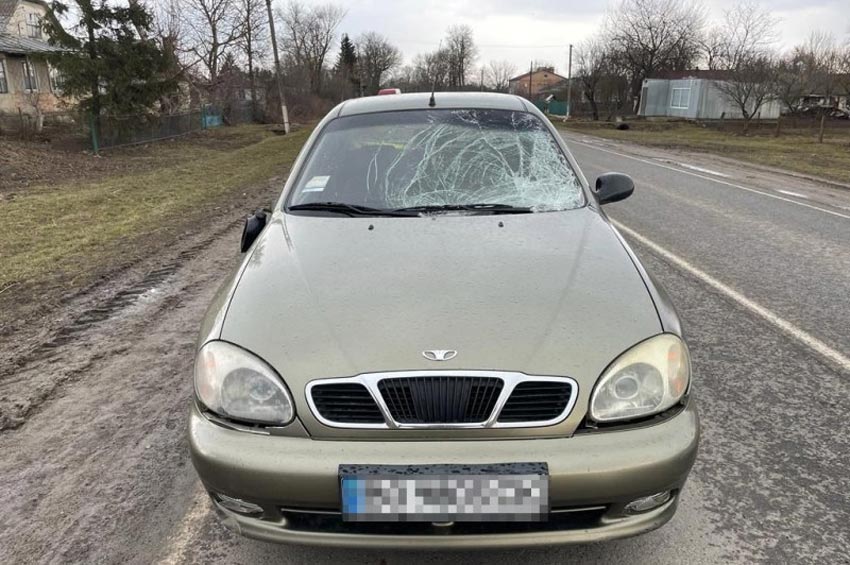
[0, 125, 310, 289]
[558, 120, 850, 186]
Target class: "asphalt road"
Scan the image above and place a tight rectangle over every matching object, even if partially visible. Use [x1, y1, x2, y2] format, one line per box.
[1, 133, 848, 564]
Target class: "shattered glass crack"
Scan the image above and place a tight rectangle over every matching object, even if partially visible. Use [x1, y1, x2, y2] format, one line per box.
[292, 109, 584, 213]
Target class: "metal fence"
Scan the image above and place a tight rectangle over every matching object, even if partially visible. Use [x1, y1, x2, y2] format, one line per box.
[87, 101, 260, 151]
[91, 106, 216, 151]
[534, 100, 568, 116]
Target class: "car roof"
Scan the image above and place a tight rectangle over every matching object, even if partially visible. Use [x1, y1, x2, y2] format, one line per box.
[336, 92, 530, 117]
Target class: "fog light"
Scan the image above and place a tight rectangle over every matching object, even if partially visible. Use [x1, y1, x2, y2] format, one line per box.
[624, 491, 672, 514]
[213, 493, 263, 516]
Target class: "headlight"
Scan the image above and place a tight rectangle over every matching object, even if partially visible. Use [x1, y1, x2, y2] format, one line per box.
[194, 341, 294, 425]
[589, 334, 690, 423]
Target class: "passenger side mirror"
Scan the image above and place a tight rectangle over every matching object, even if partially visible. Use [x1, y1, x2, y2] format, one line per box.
[240, 209, 269, 253]
[594, 173, 634, 205]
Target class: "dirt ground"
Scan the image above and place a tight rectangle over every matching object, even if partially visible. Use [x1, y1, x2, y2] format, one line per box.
[0, 125, 301, 562]
[0, 129, 297, 431]
[0, 215, 251, 563]
[0, 126, 308, 370]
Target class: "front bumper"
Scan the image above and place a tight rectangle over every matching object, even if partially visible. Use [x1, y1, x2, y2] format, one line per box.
[189, 401, 699, 548]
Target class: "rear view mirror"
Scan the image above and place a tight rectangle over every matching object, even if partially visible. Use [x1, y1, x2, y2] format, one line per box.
[595, 173, 634, 205]
[240, 209, 269, 253]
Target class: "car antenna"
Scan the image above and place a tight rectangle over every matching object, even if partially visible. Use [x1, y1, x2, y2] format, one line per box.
[429, 42, 441, 107]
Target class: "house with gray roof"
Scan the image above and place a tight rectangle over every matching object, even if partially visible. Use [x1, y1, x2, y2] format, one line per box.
[0, 0, 67, 118]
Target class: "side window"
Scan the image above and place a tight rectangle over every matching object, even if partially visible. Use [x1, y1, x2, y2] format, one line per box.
[0, 60, 8, 94]
[670, 87, 691, 109]
[49, 65, 63, 93]
[22, 60, 38, 91]
[27, 13, 42, 39]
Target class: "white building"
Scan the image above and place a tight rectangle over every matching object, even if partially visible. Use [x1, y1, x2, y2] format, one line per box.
[638, 70, 781, 120]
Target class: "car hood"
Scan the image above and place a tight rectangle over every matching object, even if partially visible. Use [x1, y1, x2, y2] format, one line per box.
[219, 209, 662, 437]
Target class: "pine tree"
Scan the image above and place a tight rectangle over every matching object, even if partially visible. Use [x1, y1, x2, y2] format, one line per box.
[335, 34, 357, 73]
[335, 33, 359, 97]
[45, 0, 180, 125]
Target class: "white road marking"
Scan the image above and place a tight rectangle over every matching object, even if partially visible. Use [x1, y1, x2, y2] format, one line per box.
[678, 163, 731, 178]
[156, 484, 210, 565]
[564, 136, 850, 220]
[613, 220, 850, 373]
[777, 189, 809, 199]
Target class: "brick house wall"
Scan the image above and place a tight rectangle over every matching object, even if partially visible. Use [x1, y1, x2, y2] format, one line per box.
[508, 68, 568, 99]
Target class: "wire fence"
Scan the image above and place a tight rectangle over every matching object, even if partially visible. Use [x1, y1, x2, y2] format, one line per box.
[0, 101, 261, 151]
[90, 101, 261, 151]
[90, 109, 205, 150]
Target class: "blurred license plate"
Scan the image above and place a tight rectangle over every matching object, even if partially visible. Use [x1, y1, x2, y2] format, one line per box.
[339, 463, 548, 522]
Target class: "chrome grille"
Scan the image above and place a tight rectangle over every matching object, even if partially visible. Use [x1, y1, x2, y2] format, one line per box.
[306, 371, 578, 430]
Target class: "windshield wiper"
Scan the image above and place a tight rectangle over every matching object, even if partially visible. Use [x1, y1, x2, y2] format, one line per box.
[392, 203, 534, 215]
[288, 202, 413, 217]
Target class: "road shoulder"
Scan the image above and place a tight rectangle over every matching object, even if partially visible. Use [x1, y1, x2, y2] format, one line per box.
[559, 128, 850, 213]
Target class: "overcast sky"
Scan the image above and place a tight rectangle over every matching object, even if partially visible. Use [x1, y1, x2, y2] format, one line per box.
[302, 0, 850, 77]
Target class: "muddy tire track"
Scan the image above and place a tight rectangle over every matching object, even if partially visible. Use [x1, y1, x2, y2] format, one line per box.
[0, 177, 282, 431]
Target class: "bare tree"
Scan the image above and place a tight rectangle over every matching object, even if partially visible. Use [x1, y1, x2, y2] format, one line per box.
[388, 64, 416, 92]
[485, 60, 516, 92]
[598, 59, 631, 120]
[794, 32, 842, 105]
[715, 55, 778, 131]
[357, 31, 401, 94]
[143, 0, 188, 112]
[236, 0, 267, 118]
[399, 52, 443, 92]
[840, 41, 850, 101]
[606, 0, 706, 110]
[575, 38, 610, 120]
[711, 1, 779, 133]
[775, 54, 808, 115]
[277, 1, 345, 94]
[183, 0, 244, 99]
[709, 0, 778, 70]
[445, 24, 477, 88]
[699, 27, 725, 70]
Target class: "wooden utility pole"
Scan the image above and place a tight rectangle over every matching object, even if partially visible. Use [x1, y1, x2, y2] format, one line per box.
[818, 113, 825, 143]
[265, 0, 290, 133]
[566, 44, 573, 119]
[528, 61, 533, 100]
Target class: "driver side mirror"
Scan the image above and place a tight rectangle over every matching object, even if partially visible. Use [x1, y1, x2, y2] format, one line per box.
[594, 173, 634, 205]
[240, 208, 269, 253]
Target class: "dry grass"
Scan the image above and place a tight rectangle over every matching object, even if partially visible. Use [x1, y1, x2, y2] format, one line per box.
[557, 119, 850, 186]
[0, 125, 310, 290]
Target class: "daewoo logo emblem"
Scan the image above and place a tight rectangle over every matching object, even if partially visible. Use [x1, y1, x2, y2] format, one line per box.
[422, 350, 458, 362]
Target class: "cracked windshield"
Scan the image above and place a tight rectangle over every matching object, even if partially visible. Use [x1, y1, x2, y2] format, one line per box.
[289, 110, 584, 212]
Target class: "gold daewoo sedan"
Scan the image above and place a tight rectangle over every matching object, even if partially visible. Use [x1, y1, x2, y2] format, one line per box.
[188, 92, 699, 548]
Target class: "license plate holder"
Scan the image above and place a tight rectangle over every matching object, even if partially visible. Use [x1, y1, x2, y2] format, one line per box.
[339, 462, 549, 522]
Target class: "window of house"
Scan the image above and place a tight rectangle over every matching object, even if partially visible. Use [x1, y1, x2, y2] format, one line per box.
[670, 87, 690, 109]
[0, 60, 8, 93]
[22, 60, 38, 91]
[49, 65, 63, 93]
[26, 13, 42, 39]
